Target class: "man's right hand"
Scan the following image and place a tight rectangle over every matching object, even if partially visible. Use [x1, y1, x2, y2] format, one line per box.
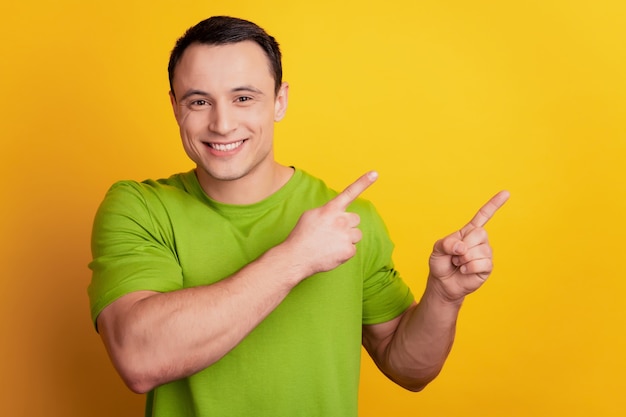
[283, 171, 379, 277]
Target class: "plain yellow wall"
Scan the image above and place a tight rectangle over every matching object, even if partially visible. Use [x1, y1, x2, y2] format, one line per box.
[1, 1, 624, 416]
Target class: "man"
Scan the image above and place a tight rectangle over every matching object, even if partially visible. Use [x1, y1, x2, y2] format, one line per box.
[88, 16, 509, 417]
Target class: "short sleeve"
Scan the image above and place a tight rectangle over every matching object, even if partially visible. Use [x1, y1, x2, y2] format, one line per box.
[87, 181, 183, 328]
[355, 200, 414, 325]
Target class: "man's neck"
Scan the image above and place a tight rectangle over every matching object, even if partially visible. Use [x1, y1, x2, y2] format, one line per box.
[196, 163, 294, 205]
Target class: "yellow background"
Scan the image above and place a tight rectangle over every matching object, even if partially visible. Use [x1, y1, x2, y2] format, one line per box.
[1, 0, 624, 416]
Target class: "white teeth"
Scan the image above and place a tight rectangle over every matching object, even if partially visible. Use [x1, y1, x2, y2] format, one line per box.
[210, 140, 244, 151]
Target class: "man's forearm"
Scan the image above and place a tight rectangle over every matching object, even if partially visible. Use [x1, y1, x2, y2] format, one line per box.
[98, 242, 306, 394]
[383, 277, 464, 391]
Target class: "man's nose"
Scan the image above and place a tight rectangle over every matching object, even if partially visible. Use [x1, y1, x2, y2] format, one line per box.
[208, 104, 236, 135]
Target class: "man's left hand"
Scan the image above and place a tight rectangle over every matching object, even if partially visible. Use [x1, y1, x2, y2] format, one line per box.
[428, 191, 510, 302]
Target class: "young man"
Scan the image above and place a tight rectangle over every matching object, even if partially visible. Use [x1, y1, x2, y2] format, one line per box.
[88, 16, 509, 417]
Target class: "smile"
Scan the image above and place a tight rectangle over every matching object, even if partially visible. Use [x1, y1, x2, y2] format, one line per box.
[206, 140, 245, 152]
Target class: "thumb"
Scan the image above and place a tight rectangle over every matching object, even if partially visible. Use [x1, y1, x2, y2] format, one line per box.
[432, 234, 466, 257]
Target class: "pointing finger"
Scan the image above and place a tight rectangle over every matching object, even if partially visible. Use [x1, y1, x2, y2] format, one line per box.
[461, 190, 510, 234]
[328, 171, 379, 211]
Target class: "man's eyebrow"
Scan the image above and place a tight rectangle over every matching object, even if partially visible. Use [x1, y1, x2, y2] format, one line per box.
[178, 86, 265, 102]
[232, 85, 265, 95]
[179, 89, 210, 102]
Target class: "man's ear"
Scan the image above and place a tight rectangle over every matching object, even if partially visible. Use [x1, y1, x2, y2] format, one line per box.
[274, 82, 289, 122]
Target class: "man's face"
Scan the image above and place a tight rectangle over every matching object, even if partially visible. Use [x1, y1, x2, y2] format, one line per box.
[170, 41, 288, 188]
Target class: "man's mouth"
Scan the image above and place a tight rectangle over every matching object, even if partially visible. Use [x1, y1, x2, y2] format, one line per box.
[205, 140, 245, 152]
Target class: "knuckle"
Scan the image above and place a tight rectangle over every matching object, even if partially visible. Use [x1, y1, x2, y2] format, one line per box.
[433, 237, 446, 250]
[334, 216, 348, 228]
[477, 259, 493, 273]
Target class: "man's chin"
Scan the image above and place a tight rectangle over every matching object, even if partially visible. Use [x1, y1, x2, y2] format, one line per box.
[196, 166, 249, 183]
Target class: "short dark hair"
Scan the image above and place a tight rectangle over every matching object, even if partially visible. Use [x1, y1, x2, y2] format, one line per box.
[168, 16, 283, 97]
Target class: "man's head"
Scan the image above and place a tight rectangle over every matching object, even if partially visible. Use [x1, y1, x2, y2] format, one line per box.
[167, 17, 290, 202]
[168, 16, 283, 98]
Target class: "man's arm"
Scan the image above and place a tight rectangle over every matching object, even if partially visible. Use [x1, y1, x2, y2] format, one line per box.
[362, 190, 510, 391]
[96, 172, 379, 394]
[99, 243, 305, 394]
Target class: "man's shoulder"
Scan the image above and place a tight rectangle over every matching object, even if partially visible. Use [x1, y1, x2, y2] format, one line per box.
[96, 170, 200, 220]
[104, 170, 194, 199]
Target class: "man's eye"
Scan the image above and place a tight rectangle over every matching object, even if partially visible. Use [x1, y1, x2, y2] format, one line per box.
[236, 96, 252, 103]
[184, 99, 211, 111]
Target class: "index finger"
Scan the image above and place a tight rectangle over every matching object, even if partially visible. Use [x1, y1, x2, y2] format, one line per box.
[327, 171, 379, 211]
[462, 190, 510, 233]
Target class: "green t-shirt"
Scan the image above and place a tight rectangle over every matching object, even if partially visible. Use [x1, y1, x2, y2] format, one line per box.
[88, 168, 414, 417]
